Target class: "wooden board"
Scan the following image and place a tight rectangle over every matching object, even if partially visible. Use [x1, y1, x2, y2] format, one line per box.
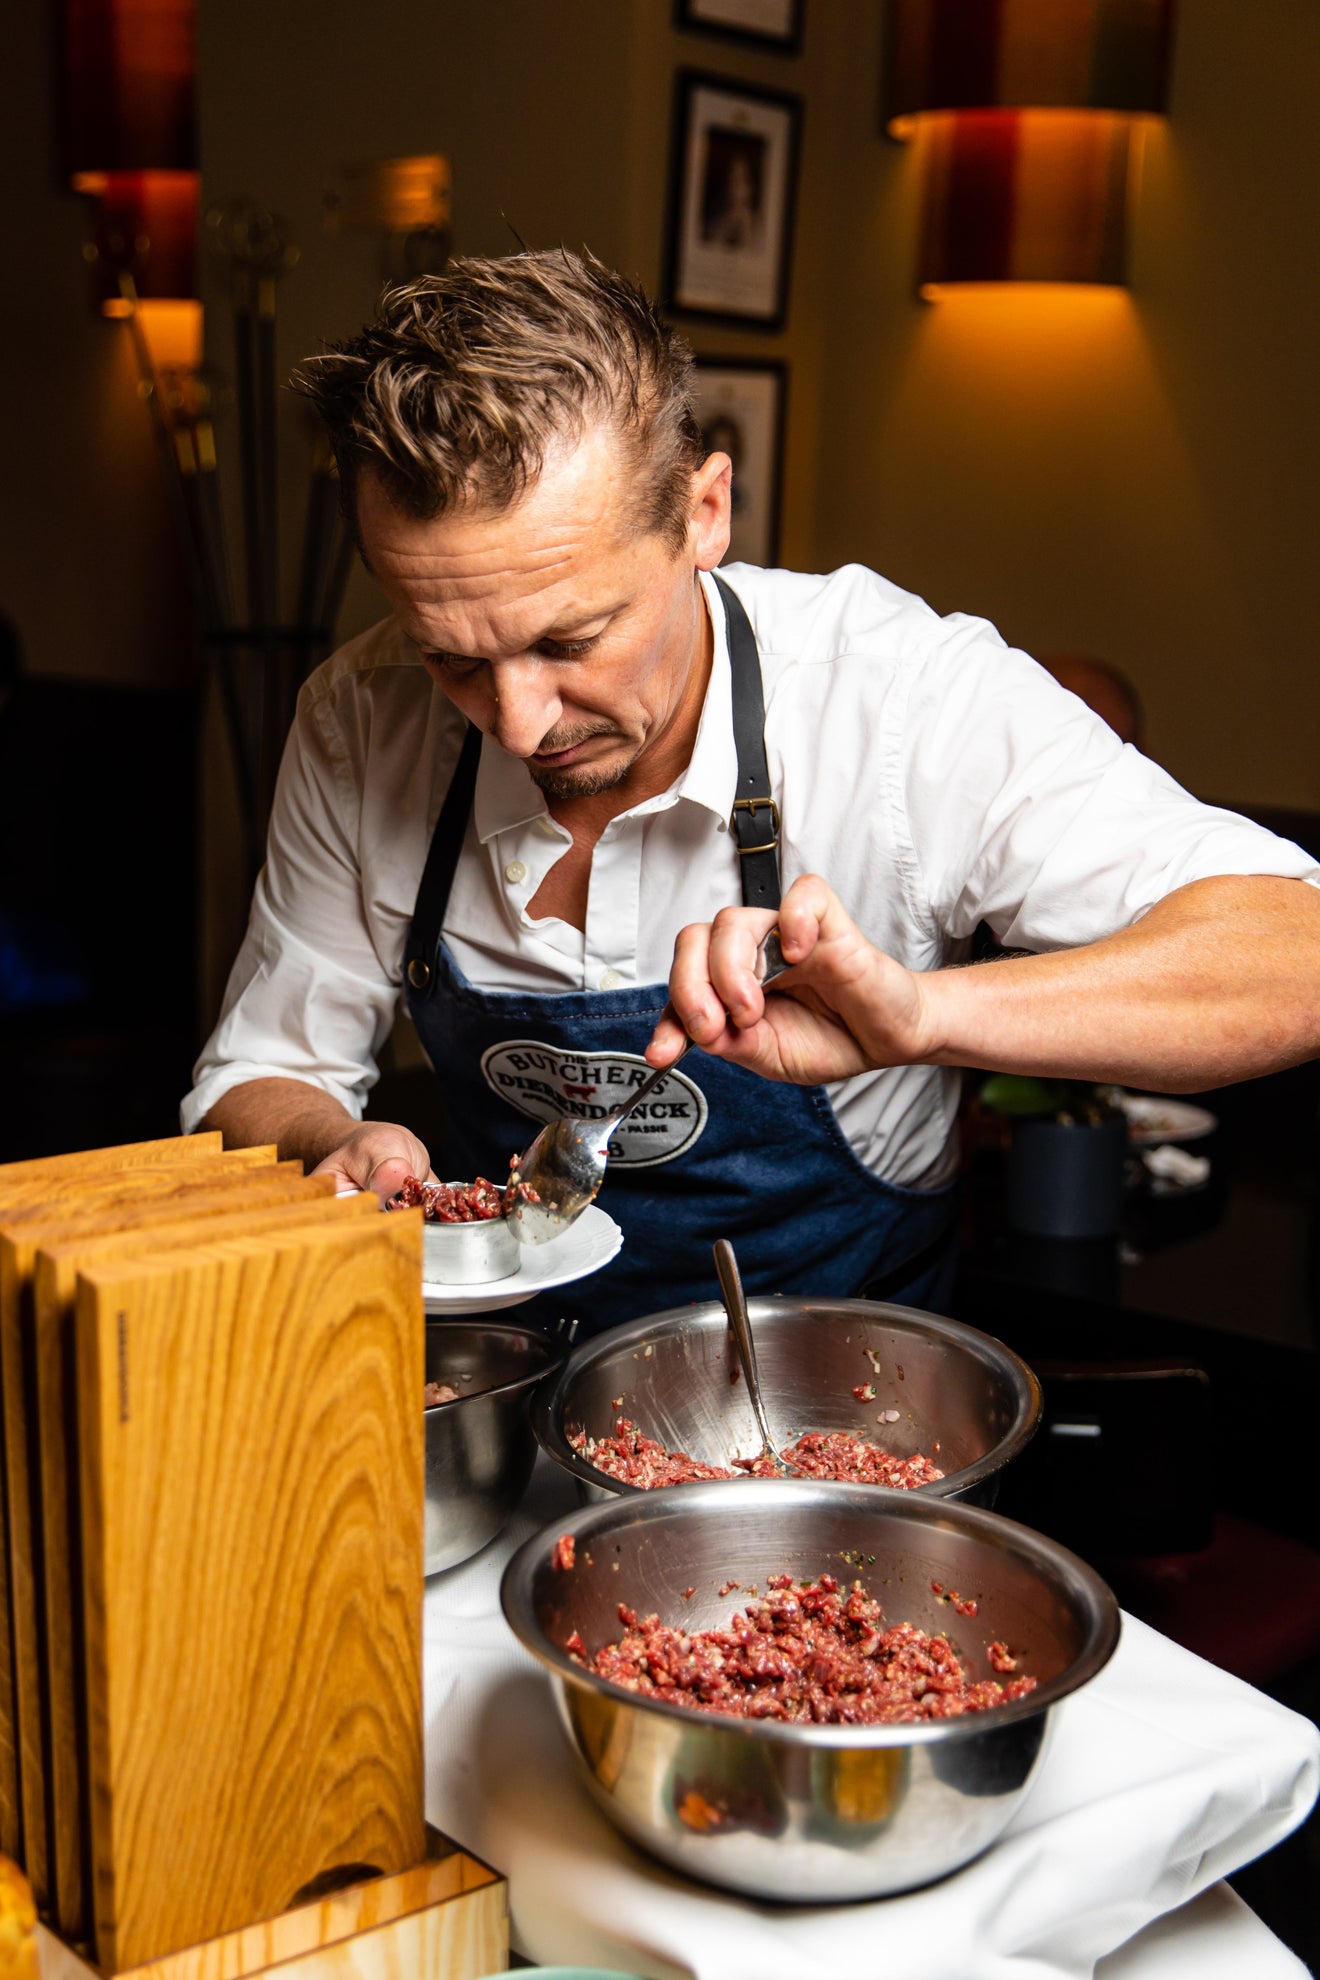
[76, 1211, 425, 1970]
[32, 1829, 506, 1980]
[0, 1151, 284, 1908]
[32, 1184, 372, 1943]
[0, 1138, 215, 1863]
[0, 1139, 222, 1186]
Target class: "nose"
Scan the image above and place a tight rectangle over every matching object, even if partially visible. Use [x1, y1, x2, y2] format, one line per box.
[485, 658, 562, 759]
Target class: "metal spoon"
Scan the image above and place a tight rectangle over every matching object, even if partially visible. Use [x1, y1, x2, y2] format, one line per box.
[712, 1237, 799, 1477]
[507, 927, 792, 1246]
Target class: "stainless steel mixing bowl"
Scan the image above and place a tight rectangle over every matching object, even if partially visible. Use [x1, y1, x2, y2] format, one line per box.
[501, 1480, 1119, 1902]
[530, 1297, 1041, 1507]
[425, 1318, 570, 1574]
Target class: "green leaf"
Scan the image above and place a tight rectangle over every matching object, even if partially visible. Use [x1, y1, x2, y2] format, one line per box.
[979, 1074, 1064, 1117]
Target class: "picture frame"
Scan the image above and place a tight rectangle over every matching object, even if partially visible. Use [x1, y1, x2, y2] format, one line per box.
[692, 357, 788, 568]
[674, 0, 804, 55]
[664, 70, 803, 331]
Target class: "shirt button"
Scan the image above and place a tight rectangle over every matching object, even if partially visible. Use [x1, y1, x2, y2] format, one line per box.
[598, 968, 623, 991]
[535, 815, 559, 838]
[504, 860, 527, 885]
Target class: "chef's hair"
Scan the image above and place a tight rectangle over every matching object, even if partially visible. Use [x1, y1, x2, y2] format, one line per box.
[294, 248, 704, 552]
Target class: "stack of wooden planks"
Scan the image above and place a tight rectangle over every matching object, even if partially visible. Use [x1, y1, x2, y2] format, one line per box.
[0, 1134, 481, 1975]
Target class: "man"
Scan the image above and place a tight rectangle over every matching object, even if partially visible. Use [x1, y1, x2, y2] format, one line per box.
[1039, 652, 1143, 749]
[185, 250, 1320, 1330]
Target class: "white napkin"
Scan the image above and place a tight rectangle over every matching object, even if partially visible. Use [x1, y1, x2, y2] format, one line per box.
[424, 1462, 1317, 1980]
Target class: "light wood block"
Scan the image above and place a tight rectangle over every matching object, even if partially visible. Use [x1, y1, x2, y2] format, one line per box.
[32, 1830, 506, 1979]
[32, 1185, 373, 1943]
[0, 1147, 278, 1897]
[0, 1492, 15, 1868]
[76, 1212, 426, 1969]
[0, 1140, 222, 1187]
[0, 1153, 284, 1909]
[0, 1142, 213, 1864]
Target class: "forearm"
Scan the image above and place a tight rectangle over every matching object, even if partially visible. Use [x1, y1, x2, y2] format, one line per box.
[200, 1077, 360, 1168]
[923, 875, 1320, 1091]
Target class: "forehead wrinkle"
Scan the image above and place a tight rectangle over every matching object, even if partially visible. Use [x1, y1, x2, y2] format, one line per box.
[402, 571, 623, 659]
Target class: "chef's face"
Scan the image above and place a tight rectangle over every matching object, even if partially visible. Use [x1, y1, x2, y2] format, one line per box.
[357, 426, 732, 799]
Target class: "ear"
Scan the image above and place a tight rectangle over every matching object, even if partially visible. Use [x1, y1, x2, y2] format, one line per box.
[687, 452, 733, 573]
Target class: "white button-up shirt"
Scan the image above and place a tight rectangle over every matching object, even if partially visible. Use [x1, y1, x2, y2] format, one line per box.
[183, 563, 1318, 1188]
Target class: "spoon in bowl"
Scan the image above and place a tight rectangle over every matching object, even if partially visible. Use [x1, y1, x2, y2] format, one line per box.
[712, 1237, 799, 1477]
[507, 927, 792, 1246]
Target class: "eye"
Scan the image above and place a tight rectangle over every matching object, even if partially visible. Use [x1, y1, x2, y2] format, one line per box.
[427, 651, 485, 679]
[536, 636, 600, 659]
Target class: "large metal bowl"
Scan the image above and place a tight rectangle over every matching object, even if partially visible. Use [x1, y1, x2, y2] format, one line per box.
[530, 1297, 1041, 1507]
[425, 1318, 569, 1575]
[501, 1480, 1119, 1902]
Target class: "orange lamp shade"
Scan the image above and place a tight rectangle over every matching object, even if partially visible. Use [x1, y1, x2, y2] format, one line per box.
[81, 169, 199, 305]
[62, 0, 195, 176]
[915, 110, 1135, 290]
[884, 0, 1174, 293]
[885, 0, 1174, 134]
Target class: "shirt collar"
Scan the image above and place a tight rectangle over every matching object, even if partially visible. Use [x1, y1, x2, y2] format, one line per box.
[470, 569, 737, 844]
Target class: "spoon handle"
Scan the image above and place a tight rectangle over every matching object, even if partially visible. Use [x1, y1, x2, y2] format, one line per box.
[712, 1238, 779, 1461]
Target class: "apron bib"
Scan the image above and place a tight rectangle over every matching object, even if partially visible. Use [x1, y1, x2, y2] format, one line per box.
[403, 577, 955, 1335]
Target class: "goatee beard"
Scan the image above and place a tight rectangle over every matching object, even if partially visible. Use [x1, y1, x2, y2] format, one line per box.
[528, 753, 636, 799]
[526, 726, 638, 799]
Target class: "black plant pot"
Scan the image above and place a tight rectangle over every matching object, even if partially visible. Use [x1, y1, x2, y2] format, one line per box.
[1006, 1114, 1127, 1240]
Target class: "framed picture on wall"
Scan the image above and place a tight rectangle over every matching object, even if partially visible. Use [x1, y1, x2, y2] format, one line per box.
[675, 0, 804, 55]
[665, 71, 803, 330]
[692, 357, 787, 568]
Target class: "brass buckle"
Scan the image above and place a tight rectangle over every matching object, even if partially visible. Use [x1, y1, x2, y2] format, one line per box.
[731, 795, 780, 857]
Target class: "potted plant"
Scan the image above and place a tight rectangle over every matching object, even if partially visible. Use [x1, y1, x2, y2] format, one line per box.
[980, 1075, 1127, 1240]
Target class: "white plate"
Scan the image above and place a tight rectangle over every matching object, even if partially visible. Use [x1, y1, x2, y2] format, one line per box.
[422, 1204, 623, 1315]
[1119, 1095, 1219, 1145]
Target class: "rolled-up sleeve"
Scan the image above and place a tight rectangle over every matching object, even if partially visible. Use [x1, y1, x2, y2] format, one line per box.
[181, 661, 405, 1132]
[903, 623, 1320, 951]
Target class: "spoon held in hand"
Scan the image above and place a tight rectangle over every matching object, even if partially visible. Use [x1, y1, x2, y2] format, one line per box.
[507, 926, 792, 1246]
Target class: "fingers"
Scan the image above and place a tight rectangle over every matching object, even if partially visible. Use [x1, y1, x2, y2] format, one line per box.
[775, 873, 851, 965]
[645, 1000, 692, 1069]
[668, 907, 782, 1041]
[311, 1124, 432, 1206]
[364, 1153, 420, 1204]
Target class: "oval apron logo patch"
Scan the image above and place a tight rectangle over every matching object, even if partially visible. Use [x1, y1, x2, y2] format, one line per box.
[480, 1038, 708, 1168]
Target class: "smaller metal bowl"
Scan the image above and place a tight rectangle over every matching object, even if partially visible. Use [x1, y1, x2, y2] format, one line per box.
[502, 1481, 1120, 1902]
[422, 1190, 519, 1285]
[531, 1297, 1040, 1508]
[425, 1319, 569, 1574]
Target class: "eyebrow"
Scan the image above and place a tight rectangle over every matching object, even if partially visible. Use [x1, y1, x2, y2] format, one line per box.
[422, 598, 629, 659]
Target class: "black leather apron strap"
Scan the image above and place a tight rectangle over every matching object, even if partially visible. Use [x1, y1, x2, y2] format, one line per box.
[403, 721, 482, 997]
[404, 576, 782, 998]
[714, 573, 782, 912]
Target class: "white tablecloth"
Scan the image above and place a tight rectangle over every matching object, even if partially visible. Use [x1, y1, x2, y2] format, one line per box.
[424, 1459, 1317, 1980]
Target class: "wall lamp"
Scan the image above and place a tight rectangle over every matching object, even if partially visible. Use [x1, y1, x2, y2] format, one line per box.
[884, 0, 1176, 297]
[63, 0, 201, 366]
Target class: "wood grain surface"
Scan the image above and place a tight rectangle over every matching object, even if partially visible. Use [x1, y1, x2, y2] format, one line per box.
[0, 1139, 222, 1187]
[32, 1829, 505, 1980]
[0, 1151, 283, 1907]
[31, 1181, 370, 1943]
[76, 1211, 425, 1969]
[0, 1142, 212, 1864]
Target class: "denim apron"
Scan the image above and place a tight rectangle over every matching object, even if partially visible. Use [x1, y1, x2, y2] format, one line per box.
[403, 577, 956, 1334]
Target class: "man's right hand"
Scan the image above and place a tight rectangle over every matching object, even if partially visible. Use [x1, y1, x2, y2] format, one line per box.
[649, 873, 937, 1086]
[309, 1122, 437, 1203]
